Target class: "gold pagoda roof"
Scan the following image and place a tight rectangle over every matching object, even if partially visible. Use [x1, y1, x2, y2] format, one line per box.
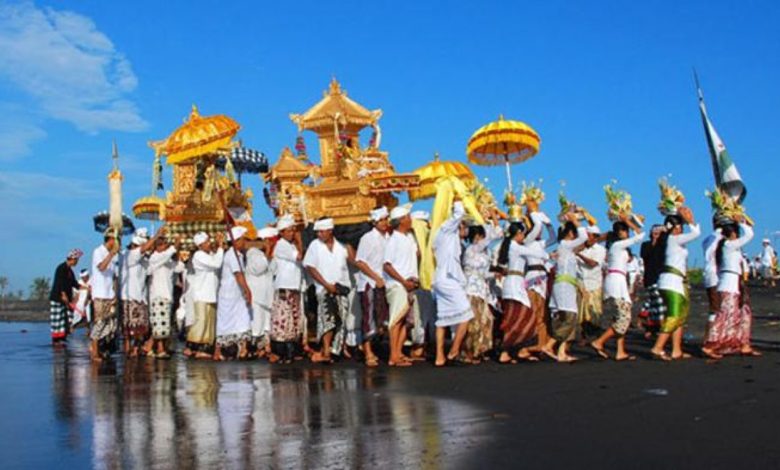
[290, 78, 382, 132]
[150, 105, 241, 164]
[266, 147, 311, 181]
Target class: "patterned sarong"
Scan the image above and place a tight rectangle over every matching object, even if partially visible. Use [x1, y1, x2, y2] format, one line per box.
[150, 298, 172, 339]
[703, 292, 752, 355]
[123, 300, 150, 340]
[270, 289, 303, 342]
[90, 299, 117, 342]
[500, 298, 536, 348]
[464, 296, 494, 357]
[50, 301, 69, 340]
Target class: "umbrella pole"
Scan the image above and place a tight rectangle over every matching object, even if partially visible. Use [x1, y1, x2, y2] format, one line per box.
[504, 155, 512, 192]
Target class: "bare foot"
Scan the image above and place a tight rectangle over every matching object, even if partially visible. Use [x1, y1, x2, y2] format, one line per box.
[701, 347, 723, 360]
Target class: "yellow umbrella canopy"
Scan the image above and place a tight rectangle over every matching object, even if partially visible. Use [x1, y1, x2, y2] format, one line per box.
[150, 105, 241, 164]
[466, 115, 540, 191]
[132, 195, 166, 221]
[408, 152, 476, 201]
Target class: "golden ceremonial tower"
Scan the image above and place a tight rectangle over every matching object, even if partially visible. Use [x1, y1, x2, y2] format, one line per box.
[265, 79, 419, 225]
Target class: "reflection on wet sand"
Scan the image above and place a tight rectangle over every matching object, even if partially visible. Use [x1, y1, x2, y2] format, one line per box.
[51, 349, 489, 469]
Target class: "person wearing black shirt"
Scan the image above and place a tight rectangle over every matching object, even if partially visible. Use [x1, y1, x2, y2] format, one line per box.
[638, 226, 665, 337]
[49, 249, 82, 344]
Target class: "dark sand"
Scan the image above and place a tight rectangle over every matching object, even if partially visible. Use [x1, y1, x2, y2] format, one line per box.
[1, 286, 778, 469]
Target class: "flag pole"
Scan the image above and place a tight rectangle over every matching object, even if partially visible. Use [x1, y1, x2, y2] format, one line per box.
[693, 68, 723, 187]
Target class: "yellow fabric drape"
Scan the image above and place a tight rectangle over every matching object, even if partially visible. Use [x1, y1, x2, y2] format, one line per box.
[416, 176, 485, 290]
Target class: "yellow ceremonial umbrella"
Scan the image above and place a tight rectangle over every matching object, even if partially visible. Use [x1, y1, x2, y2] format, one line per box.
[150, 105, 241, 164]
[466, 115, 541, 192]
[408, 152, 476, 201]
[132, 195, 166, 221]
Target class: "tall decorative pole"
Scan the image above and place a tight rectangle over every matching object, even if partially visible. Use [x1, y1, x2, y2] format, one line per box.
[108, 140, 124, 238]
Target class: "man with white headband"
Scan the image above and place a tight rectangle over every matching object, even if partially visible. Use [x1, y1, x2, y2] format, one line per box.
[576, 224, 607, 339]
[246, 227, 278, 358]
[215, 226, 253, 360]
[89, 228, 120, 361]
[383, 203, 420, 367]
[271, 214, 304, 363]
[187, 230, 225, 359]
[120, 227, 158, 357]
[147, 227, 180, 359]
[354, 206, 390, 367]
[304, 217, 354, 363]
[761, 238, 776, 287]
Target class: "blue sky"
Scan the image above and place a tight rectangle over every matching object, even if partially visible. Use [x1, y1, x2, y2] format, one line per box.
[0, 0, 778, 293]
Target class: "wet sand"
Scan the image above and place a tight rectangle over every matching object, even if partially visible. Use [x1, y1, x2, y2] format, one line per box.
[1, 287, 779, 469]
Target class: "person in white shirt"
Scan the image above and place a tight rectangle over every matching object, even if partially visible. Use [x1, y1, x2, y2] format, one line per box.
[701, 223, 724, 342]
[431, 201, 473, 367]
[147, 232, 180, 358]
[72, 269, 91, 328]
[651, 208, 701, 361]
[186, 231, 225, 359]
[304, 218, 355, 363]
[89, 228, 120, 362]
[760, 238, 777, 287]
[523, 208, 557, 355]
[270, 214, 304, 364]
[703, 219, 761, 358]
[354, 207, 390, 367]
[576, 225, 607, 339]
[383, 204, 420, 367]
[591, 215, 645, 361]
[496, 220, 550, 364]
[245, 227, 277, 358]
[215, 226, 253, 361]
[548, 214, 589, 362]
[120, 228, 156, 357]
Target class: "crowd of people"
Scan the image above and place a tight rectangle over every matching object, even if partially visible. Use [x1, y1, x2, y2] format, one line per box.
[48, 197, 771, 366]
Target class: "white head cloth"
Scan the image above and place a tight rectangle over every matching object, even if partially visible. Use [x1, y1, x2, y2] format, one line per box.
[411, 210, 429, 221]
[390, 203, 412, 220]
[230, 226, 248, 240]
[257, 227, 278, 239]
[370, 206, 389, 222]
[314, 218, 334, 231]
[587, 225, 601, 235]
[193, 232, 209, 247]
[276, 214, 296, 231]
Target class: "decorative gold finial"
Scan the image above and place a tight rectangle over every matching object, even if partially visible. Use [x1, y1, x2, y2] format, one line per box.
[190, 104, 200, 120]
[434, 152, 440, 161]
[498, 114, 505, 121]
[329, 77, 342, 95]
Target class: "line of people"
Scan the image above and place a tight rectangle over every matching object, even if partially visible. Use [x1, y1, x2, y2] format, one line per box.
[49, 198, 762, 365]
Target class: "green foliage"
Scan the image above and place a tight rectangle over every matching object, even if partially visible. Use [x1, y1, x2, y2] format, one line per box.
[29, 277, 51, 301]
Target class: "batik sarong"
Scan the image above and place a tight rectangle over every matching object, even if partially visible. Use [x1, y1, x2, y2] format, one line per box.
[703, 292, 752, 355]
[464, 296, 493, 357]
[316, 291, 349, 355]
[604, 297, 632, 336]
[90, 299, 117, 342]
[360, 284, 389, 341]
[270, 289, 303, 343]
[500, 299, 536, 349]
[123, 300, 150, 340]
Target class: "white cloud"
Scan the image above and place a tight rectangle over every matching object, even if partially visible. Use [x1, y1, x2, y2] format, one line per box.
[0, 170, 101, 200]
[0, 117, 46, 160]
[0, 2, 147, 134]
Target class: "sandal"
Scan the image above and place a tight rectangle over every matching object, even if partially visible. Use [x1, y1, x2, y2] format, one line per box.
[701, 348, 723, 360]
[388, 360, 413, 367]
[615, 355, 636, 362]
[741, 349, 763, 357]
[365, 357, 380, 368]
[650, 350, 671, 362]
[589, 342, 609, 359]
[671, 352, 692, 360]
